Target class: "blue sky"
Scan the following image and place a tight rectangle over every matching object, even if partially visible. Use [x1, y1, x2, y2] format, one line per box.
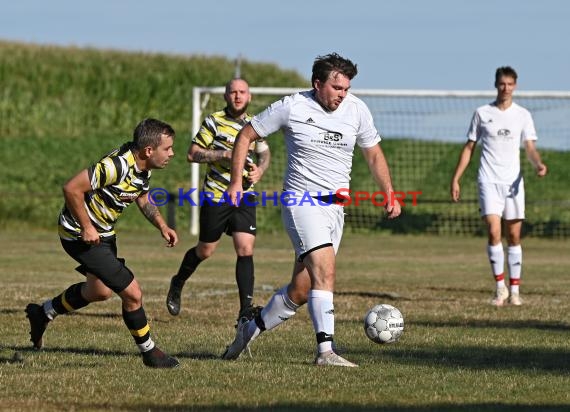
[1, 0, 569, 91]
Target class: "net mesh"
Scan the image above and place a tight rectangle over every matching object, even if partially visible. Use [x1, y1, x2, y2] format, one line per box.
[193, 88, 570, 237]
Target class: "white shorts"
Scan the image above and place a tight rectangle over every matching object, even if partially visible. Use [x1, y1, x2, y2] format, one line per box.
[478, 179, 525, 220]
[280, 194, 345, 261]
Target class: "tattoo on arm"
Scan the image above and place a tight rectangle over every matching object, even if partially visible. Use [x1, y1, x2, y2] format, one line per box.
[140, 202, 160, 225]
[193, 149, 228, 163]
[257, 149, 271, 173]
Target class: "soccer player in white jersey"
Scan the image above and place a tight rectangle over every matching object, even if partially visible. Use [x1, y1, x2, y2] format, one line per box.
[451, 66, 547, 307]
[222, 53, 401, 367]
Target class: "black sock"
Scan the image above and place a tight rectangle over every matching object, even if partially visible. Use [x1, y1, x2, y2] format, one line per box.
[316, 332, 334, 345]
[122, 306, 151, 346]
[254, 311, 266, 331]
[236, 255, 254, 314]
[175, 247, 202, 282]
[52, 282, 90, 315]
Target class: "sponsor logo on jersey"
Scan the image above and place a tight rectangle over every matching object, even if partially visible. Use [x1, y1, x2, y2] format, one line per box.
[497, 129, 511, 137]
[119, 192, 139, 201]
[321, 132, 342, 142]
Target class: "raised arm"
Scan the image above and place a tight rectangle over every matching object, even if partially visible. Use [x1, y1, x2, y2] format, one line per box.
[450, 140, 477, 202]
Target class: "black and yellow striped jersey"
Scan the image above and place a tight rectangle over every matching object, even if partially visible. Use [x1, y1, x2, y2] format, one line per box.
[58, 142, 151, 241]
[194, 108, 265, 202]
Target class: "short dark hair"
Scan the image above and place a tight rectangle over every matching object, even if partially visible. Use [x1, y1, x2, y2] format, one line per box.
[495, 66, 518, 84]
[311, 53, 358, 86]
[132, 118, 175, 150]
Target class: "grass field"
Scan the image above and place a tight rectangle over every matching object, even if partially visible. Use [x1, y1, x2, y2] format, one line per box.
[1, 229, 569, 411]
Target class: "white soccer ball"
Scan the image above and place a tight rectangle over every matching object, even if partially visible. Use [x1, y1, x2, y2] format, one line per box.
[364, 304, 404, 344]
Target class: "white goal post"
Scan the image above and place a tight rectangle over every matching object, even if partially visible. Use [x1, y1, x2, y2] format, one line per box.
[190, 87, 570, 236]
[190, 87, 306, 234]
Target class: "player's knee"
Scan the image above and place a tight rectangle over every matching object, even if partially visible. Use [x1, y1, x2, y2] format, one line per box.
[198, 248, 215, 260]
[196, 244, 216, 260]
[121, 292, 143, 309]
[487, 228, 502, 244]
[83, 281, 114, 302]
[91, 288, 113, 302]
[119, 280, 143, 307]
[236, 247, 254, 256]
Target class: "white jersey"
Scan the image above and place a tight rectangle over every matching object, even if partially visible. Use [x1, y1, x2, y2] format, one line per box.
[467, 102, 537, 185]
[250, 90, 381, 194]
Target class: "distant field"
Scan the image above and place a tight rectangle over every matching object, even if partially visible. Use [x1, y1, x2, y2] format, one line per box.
[1, 230, 569, 411]
[2, 40, 569, 236]
[0, 40, 307, 139]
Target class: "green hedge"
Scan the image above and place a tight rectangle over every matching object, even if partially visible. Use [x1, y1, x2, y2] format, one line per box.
[1, 41, 568, 237]
[0, 40, 308, 138]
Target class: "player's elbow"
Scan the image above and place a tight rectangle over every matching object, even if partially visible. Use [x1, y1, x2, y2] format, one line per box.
[62, 182, 79, 205]
[187, 143, 202, 163]
[62, 180, 75, 197]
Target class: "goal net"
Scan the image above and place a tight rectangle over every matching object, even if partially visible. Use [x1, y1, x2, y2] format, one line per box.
[190, 87, 570, 237]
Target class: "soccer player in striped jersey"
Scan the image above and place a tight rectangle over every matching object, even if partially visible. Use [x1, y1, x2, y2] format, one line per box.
[25, 118, 180, 368]
[222, 54, 401, 367]
[451, 66, 548, 307]
[166, 78, 270, 326]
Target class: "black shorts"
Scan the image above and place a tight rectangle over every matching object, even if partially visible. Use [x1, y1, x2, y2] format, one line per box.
[61, 237, 134, 294]
[199, 194, 257, 243]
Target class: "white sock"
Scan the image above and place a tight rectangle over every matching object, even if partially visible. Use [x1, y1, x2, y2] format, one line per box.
[245, 319, 262, 343]
[243, 285, 299, 344]
[308, 289, 334, 354]
[43, 300, 58, 321]
[508, 245, 522, 294]
[487, 243, 505, 288]
[259, 285, 299, 331]
[138, 337, 155, 353]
